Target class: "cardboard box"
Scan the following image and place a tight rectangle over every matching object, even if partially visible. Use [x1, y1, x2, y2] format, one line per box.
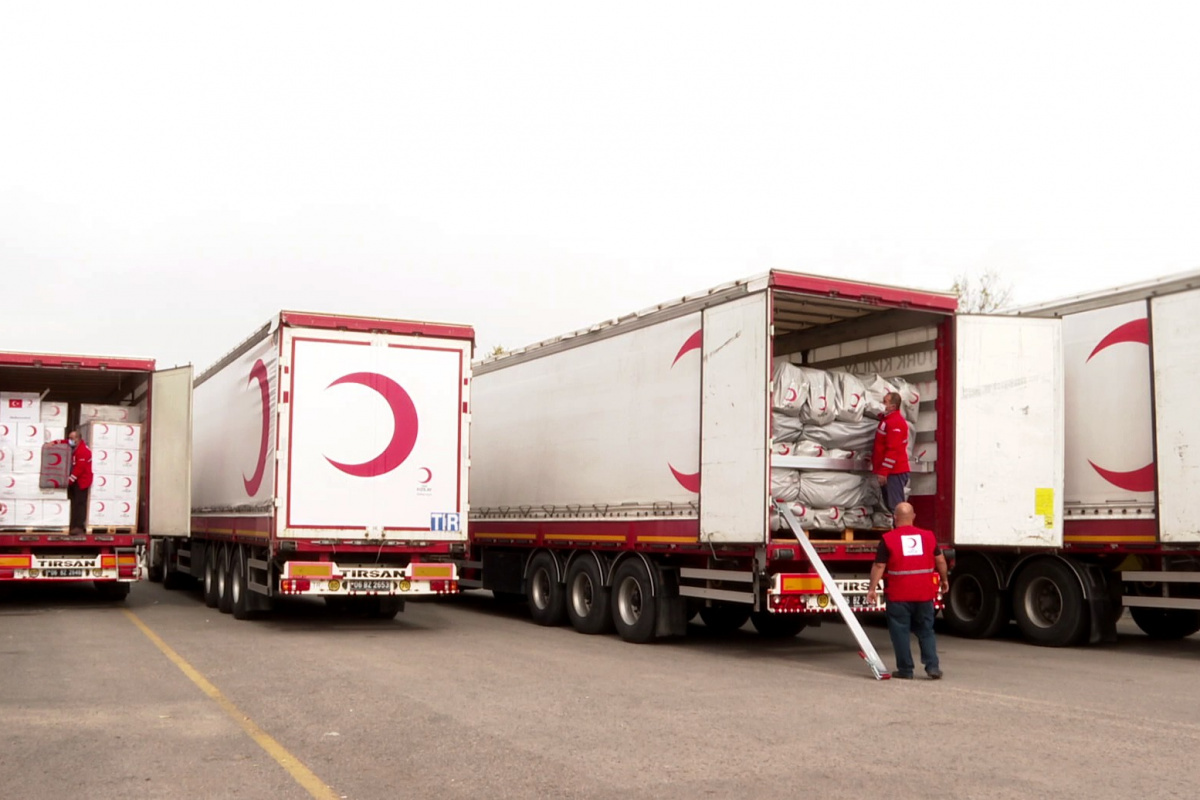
[0, 422, 14, 448]
[40, 443, 72, 489]
[80, 404, 141, 423]
[92, 448, 115, 474]
[114, 449, 139, 477]
[82, 421, 117, 448]
[0, 393, 41, 422]
[0, 499, 12, 526]
[43, 498, 70, 527]
[112, 473, 138, 499]
[88, 498, 116, 526]
[91, 473, 116, 499]
[16, 423, 44, 448]
[12, 447, 41, 474]
[14, 499, 42, 526]
[112, 500, 136, 527]
[40, 401, 69, 423]
[115, 423, 141, 450]
[43, 425, 65, 443]
[0, 473, 40, 499]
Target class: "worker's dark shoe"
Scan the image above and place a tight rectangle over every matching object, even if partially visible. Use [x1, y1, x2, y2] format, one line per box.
[927, 668, 943, 680]
[893, 672, 914, 680]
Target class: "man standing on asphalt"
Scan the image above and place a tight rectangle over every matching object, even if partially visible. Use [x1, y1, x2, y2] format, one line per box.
[872, 390, 910, 514]
[866, 502, 948, 680]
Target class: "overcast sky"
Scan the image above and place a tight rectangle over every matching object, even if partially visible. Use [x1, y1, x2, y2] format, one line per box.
[3, 2, 1198, 371]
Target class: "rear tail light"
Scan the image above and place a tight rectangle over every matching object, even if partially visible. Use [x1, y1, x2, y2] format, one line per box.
[281, 578, 312, 593]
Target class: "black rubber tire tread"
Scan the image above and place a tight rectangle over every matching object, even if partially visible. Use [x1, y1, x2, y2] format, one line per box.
[610, 558, 657, 644]
[749, 610, 808, 638]
[1011, 558, 1089, 647]
[526, 551, 567, 626]
[1130, 606, 1200, 640]
[231, 546, 253, 620]
[203, 546, 220, 608]
[943, 554, 1008, 639]
[699, 604, 752, 633]
[217, 545, 234, 614]
[93, 581, 130, 602]
[565, 556, 614, 635]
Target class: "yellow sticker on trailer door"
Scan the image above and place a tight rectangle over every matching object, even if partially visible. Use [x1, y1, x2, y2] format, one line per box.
[1035, 488, 1054, 529]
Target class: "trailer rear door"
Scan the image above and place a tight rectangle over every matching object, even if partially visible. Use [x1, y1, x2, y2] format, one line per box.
[953, 316, 1064, 547]
[1151, 288, 1200, 544]
[148, 366, 193, 536]
[700, 291, 770, 544]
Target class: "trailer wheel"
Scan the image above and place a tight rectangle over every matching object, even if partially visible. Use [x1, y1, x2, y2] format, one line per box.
[231, 547, 253, 620]
[372, 597, 404, 620]
[1012, 559, 1089, 647]
[147, 540, 164, 583]
[565, 557, 613, 635]
[943, 554, 1007, 639]
[203, 546, 219, 608]
[699, 604, 751, 633]
[611, 559, 657, 644]
[750, 611, 808, 638]
[94, 581, 130, 602]
[526, 552, 566, 626]
[1129, 607, 1200, 640]
[217, 545, 234, 614]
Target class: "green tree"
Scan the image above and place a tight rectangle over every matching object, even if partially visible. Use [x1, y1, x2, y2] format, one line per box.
[952, 269, 1014, 312]
[489, 345, 507, 357]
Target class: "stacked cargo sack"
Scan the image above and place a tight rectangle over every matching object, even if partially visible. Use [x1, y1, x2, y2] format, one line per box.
[769, 362, 919, 534]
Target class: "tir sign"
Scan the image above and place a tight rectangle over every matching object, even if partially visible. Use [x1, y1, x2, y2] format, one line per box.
[430, 512, 460, 532]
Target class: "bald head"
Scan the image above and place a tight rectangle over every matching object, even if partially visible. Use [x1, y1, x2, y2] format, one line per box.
[894, 502, 915, 526]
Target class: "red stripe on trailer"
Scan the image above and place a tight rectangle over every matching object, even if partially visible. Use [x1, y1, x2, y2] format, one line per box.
[279, 312, 475, 343]
[1063, 518, 1157, 545]
[0, 351, 156, 371]
[769, 272, 958, 314]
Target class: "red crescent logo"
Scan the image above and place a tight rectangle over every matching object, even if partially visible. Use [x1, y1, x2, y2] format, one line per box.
[26, 503, 35, 514]
[0, 424, 7, 436]
[125, 425, 135, 436]
[1087, 319, 1154, 490]
[418, 467, 432, 484]
[122, 502, 131, 512]
[667, 330, 702, 493]
[50, 405, 61, 416]
[243, 359, 271, 496]
[1088, 319, 1149, 361]
[123, 451, 134, 463]
[123, 477, 132, 488]
[98, 502, 106, 512]
[8, 476, 18, 489]
[51, 454, 63, 466]
[26, 425, 36, 437]
[0, 502, 6, 514]
[785, 387, 798, 403]
[325, 372, 419, 477]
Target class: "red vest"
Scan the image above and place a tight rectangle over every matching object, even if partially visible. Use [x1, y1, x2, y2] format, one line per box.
[882, 525, 939, 602]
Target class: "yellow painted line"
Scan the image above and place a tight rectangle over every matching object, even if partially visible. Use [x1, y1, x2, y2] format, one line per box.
[544, 533, 626, 542]
[123, 610, 340, 800]
[635, 536, 697, 544]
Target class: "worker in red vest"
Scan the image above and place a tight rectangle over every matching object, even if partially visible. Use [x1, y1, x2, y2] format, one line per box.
[55, 430, 94, 533]
[866, 502, 949, 680]
[872, 391, 910, 514]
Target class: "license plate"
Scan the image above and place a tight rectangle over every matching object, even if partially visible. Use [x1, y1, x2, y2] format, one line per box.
[347, 580, 392, 592]
[43, 569, 85, 578]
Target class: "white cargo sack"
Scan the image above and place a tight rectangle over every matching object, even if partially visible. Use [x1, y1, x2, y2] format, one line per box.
[801, 419, 878, 453]
[771, 503, 818, 532]
[890, 376, 921, 425]
[872, 511, 895, 529]
[771, 363, 808, 415]
[771, 413, 805, 443]
[842, 505, 873, 530]
[770, 469, 800, 502]
[832, 371, 867, 422]
[797, 367, 836, 426]
[861, 374, 897, 418]
[811, 506, 845, 532]
[797, 471, 879, 508]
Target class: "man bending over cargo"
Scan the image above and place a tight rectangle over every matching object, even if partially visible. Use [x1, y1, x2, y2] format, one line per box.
[872, 391, 909, 514]
[866, 502, 948, 680]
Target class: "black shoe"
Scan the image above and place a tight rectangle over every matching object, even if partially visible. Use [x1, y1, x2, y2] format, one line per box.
[893, 672, 914, 680]
[927, 668, 943, 680]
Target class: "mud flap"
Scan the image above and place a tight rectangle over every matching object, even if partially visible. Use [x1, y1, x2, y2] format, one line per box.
[654, 566, 689, 638]
[1081, 563, 1118, 644]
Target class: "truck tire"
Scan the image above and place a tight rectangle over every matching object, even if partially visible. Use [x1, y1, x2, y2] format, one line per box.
[611, 558, 657, 643]
[94, 581, 130, 602]
[699, 604, 751, 633]
[750, 610, 808, 638]
[1129, 607, 1200, 640]
[203, 546, 219, 608]
[231, 547, 253, 620]
[147, 540, 164, 583]
[565, 556, 613, 635]
[943, 554, 1008, 639]
[1011, 558, 1089, 647]
[161, 539, 186, 590]
[373, 597, 404, 620]
[526, 552, 566, 626]
[217, 545, 234, 614]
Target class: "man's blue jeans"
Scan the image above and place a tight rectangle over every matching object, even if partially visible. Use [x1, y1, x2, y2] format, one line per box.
[885, 599, 939, 676]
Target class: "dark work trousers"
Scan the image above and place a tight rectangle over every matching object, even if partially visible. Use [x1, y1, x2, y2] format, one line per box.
[883, 472, 910, 512]
[68, 484, 89, 530]
[885, 599, 939, 677]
